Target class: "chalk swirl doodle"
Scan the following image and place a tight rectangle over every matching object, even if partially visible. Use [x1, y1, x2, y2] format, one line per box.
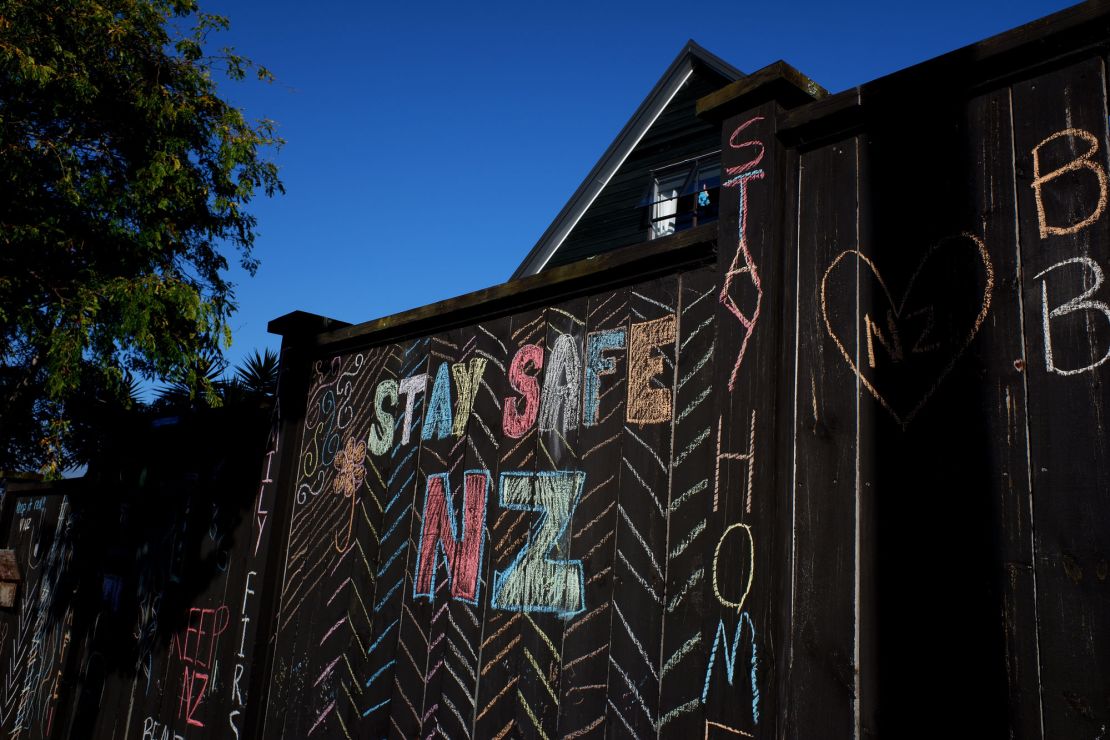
[820, 233, 994, 427]
[341, 352, 365, 377]
[302, 357, 343, 479]
[317, 389, 340, 468]
[299, 354, 364, 508]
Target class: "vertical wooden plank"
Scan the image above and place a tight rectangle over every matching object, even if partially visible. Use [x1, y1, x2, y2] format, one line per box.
[517, 297, 587, 738]
[136, 488, 207, 740]
[773, 125, 804, 740]
[605, 276, 677, 736]
[55, 494, 115, 740]
[555, 287, 628, 739]
[969, 86, 1043, 739]
[430, 314, 512, 739]
[101, 489, 187, 739]
[263, 350, 368, 739]
[320, 346, 398, 738]
[473, 308, 546, 740]
[787, 136, 860, 739]
[0, 494, 73, 740]
[704, 102, 791, 740]
[408, 335, 472, 740]
[286, 351, 361, 740]
[244, 338, 320, 740]
[854, 93, 1011, 735]
[657, 267, 718, 737]
[850, 136, 880, 740]
[231, 400, 295, 740]
[388, 333, 454, 738]
[165, 404, 280, 740]
[361, 337, 430, 736]
[172, 404, 278, 740]
[262, 355, 335, 737]
[1012, 55, 1110, 737]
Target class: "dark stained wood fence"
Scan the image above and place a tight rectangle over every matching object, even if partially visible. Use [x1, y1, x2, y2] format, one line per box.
[0, 402, 282, 740]
[2, 4, 1110, 737]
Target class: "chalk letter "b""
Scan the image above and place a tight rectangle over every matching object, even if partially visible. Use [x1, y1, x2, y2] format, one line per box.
[1031, 127, 1109, 238]
[1035, 257, 1110, 376]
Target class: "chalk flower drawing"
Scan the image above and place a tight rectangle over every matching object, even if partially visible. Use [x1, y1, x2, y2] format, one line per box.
[332, 437, 366, 497]
[332, 436, 366, 551]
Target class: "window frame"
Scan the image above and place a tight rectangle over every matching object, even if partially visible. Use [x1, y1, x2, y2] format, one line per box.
[643, 151, 722, 239]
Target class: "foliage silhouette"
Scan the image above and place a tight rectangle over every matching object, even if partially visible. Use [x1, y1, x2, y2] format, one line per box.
[0, 0, 284, 475]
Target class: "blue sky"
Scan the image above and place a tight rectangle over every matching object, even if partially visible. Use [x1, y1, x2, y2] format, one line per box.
[204, 0, 1076, 369]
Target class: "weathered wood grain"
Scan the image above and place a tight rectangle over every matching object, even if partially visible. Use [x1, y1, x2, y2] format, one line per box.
[605, 276, 677, 736]
[1013, 54, 1110, 738]
[555, 288, 628, 740]
[787, 135, 861, 739]
[472, 308, 546, 740]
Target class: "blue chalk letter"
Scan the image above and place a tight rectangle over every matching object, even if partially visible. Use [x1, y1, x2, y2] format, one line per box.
[422, 361, 453, 440]
[583, 328, 626, 427]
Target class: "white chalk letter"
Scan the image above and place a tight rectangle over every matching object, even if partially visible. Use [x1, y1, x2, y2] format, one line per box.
[1035, 257, 1110, 376]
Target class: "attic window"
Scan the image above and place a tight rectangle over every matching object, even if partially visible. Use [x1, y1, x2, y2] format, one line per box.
[644, 153, 721, 238]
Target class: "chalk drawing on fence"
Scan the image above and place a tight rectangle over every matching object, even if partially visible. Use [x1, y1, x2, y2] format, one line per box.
[720, 116, 767, 392]
[1035, 256, 1110, 375]
[714, 410, 756, 514]
[821, 233, 995, 427]
[1031, 126, 1108, 238]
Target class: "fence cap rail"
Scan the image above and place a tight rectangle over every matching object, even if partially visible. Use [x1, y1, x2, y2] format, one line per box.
[697, 60, 827, 122]
[268, 310, 351, 339]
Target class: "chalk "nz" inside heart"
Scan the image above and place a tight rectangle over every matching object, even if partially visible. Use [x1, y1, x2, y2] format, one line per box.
[820, 233, 995, 427]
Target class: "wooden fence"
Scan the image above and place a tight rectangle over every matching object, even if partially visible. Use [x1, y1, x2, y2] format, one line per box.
[0, 404, 277, 740]
[1, 3, 1109, 737]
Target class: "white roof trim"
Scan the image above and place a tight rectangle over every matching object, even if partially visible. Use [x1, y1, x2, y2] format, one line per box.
[510, 42, 743, 280]
[527, 66, 695, 276]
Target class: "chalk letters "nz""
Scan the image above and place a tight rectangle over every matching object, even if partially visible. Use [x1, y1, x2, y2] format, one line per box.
[413, 469, 586, 617]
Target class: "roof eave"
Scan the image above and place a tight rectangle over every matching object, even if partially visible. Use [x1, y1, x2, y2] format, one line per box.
[510, 41, 743, 279]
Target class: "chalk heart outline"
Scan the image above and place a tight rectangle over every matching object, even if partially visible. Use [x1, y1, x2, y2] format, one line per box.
[820, 233, 995, 428]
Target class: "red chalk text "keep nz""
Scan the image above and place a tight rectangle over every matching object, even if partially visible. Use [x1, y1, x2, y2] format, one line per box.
[171, 605, 230, 728]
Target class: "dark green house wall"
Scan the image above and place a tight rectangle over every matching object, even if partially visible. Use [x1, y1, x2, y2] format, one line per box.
[548, 65, 729, 268]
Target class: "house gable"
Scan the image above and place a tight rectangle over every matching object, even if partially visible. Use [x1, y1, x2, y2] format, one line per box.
[511, 42, 742, 278]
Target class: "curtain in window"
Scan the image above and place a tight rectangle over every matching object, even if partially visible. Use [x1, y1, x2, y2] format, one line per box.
[652, 189, 677, 237]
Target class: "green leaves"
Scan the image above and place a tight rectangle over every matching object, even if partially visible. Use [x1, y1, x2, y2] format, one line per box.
[0, 0, 284, 474]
